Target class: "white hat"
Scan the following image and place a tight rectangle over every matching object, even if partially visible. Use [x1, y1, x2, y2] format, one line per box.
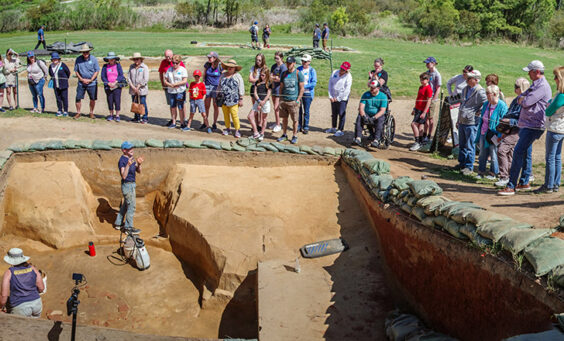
[466, 70, 482, 80]
[4, 248, 30, 266]
[523, 60, 544, 72]
[301, 54, 312, 62]
[369, 79, 380, 88]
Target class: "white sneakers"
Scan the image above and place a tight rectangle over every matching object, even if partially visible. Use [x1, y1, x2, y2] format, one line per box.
[272, 124, 282, 132]
[325, 128, 337, 134]
[409, 142, 421, 151]
[334, 130, 344, 137]
[461, 168, 473, 176]
[495, 178, 509, 187]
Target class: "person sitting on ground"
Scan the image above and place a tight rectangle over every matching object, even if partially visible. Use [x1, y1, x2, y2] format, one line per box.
[410, 72, 433, 151]
[269, 51, 286, 133]
[313, 23, 321, 48]
[277, 56, 304, 144]
[4, 49, 20, 110]
[74, 44, 99, 119]
[495, 77, 530, 188]
[476, 85, 507, 180]
[127, 52, 149, 123]
[203, 51, 221, 131]
[159, 49, 185, 128]
[498, 60, 552, 196]
[26, 51, 48, 114]
[101, 52, 125, 122]
[248, 69, 272, 140]
[485, 73, 505, 102]
[446, 65, 473, 97]
[534, 66, 564, 194]
[115, 141, 143, 233]
[1, 248, 44, 318]
[328, 61, 353, 138]
[454, 70, 487, 175]
[297, 54, 317, 135]
[48, 52, 71, 117]
[353, 80, 388, 147]
[249, 21, 260, 50]
[218, 59, 245, 138]
[188, 69, 209, 132]
[163, 55, 188, 130]
[262, 24, 271, 49]
[423, 57, 441, 144]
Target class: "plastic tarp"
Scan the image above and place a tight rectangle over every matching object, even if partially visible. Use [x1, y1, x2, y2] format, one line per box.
[163, 140, 183, 148]
[201, 140, 222, 150]
[477, 220, 532, 242]
[499, 228, 553, 255]
[184, 140, 206, 149]
[145, 139, 164, 148]
[92, 140, 112, 150]
[408, 180, 443, 198]
[523, 237, 564, 276]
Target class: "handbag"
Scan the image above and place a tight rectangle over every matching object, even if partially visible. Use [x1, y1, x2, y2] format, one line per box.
[485, 129, 497, 145]
[495, 122, 513, 135]
[130, 95, 145, 115]
[48, 79, 54, 89]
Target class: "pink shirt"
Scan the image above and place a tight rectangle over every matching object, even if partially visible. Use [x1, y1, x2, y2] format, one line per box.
[481, 104, 496, 135]
[106, 64, 118, 83]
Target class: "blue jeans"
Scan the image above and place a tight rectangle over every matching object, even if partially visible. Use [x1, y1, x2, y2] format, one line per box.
[507, 128, 545, 189]
[458, 123, 479, 170]
[115, 182, 136, 229]
[331, 100, 349, 131]
[28, 78, 45, 110]
[544, 131, 564, 189]
[132, 95, 148, 120]
[298, 93, 313, 131]
[478, 134, 499, 174]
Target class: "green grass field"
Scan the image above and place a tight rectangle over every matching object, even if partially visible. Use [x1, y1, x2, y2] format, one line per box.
[1, 29, 562, 98]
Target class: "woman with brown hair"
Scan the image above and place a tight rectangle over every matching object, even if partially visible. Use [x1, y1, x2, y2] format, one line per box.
[249, 53, 266, 106]
[203, 51, 222, 131]
[248, 69, 272, 140]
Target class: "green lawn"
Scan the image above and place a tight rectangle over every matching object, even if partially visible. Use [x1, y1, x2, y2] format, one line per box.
[1, 29, 562, 98]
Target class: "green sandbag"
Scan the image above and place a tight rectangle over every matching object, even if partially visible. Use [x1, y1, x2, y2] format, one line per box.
[130, 140, 146, 148]
[63, 140, 79, 149]
[258, 142, 279, 152]
[247, 145, 266, 152]
[465, 210, 512, 227]
[300, 145, 316, 155]
[7, 143, 30, 152]
[408, 180, 443, 198]
[29, 141, 48, 151]
[401, 203, 413, 214]
[407, 196, 418, 207]
[221, 142, 232, 151]
[334, 147, 344, 156]
[417, 196, 450, 216]
[362, 158, 391, 175]
[145, 139, 164, 148]
[379, 174, 394, 191]
[477, 220, 532, 242]
[76, 140, 93, 149]
[0, 158, 7, 169]
[230, 143, 246, 152]
[284, 145, 301, 154]
[500, 228, 553, 255]
[377, 189, 390, 202]
[313, 145, 326, 155]
[0, 150, 13, 159]
[45, 140, 65, 150]
[164, 139, 183, 148]
[449, 207, 485, 224]
[552, 265, 564, 288]
[392, 176, 413, 191]
[444, 220, 468, 240]
[92, 140, 112, 150]
[411, 206, 426, 221]
[434, 215, 448, 228]
[422, 217, 435, 228]
[109, 139, 122, 148]
[323, 146, 336, 156]
[523, 236, 564, 276]
[366, 174, 382, 190]
[443, 202, 481, 219]
[560, 215, 564, 228]
[184, 140, 206, 149]
[389, 188, 399, 197]
[460, 223, 493, 247]
[236, 137, 254, 147]
[386, 314, 422, 341]
[201, 140, 222, 150]
[268, 142, 284, 152]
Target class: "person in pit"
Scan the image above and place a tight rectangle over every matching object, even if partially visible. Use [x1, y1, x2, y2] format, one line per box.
[115, 141, 143, 233]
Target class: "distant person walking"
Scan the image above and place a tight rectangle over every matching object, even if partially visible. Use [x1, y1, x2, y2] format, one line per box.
[34, 25, 46, 50]
[114, 141, 142, 234]
[159, 49, 185, 127]
[127, 52, 149, 123]
[249, 21, 260, 50]
[297, 54, 317, 134]
[4, 49, 20, 110]
[262, 24, 271, 48]
[1, 248, 44, 318]
[321, 23, 330, 51]
[218, 59, 245, 138]
[269, 51, 287, 133]
[328, 61, 352, 138]
[74, 44, 99, 119]
[101, 52, 126, 122]
[203, 51, 222, 131]
[313, 24, 321, 48]
[48, 52, 71, 117]
[26, 51, 48, 114]
[163, 55, 188, 130]
[277, 56, 304, 144]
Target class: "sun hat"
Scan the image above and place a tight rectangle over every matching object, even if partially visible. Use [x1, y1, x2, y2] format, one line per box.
[27, 51, 35, 58]
[4, 248, 30, 266]
[7, 48, 17, 56]
[130, 52, 144, 61]
[301, 54, 312, 62]
[121, 141, 133, 150]
[523, 60, 544, 72]
[221, 59, 242, 71]
[286, 56, 296, 64]
[369, 79, 381, 88]
[423, 56, 437, 64]
[79, 44, 93, 52]
[340, 61, 351, 71]
[50, 52, 61, 60]
[207, 51, 218, 59]
[466, 70, 482, 80]
[193, 69, 202, 77]
[103, 51, 120, 62]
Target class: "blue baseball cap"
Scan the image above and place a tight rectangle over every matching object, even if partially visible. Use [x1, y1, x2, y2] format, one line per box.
[254, 21, 258, 25]
[50, 52, 60, 60]
[27, 51, 35, 57]
[121, 141, 133, 150]
[423, 56, 437, 64]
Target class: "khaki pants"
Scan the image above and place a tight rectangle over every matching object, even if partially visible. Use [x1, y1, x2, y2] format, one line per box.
[497, 132, 519, 179]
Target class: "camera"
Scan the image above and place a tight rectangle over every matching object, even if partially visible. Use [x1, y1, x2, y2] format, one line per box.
[72, 273, 83, 284]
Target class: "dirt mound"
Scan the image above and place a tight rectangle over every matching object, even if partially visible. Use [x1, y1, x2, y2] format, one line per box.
[3, 161, 97, 248]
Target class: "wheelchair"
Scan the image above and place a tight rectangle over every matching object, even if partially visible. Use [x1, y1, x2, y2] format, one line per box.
[359, 109, 395, 149]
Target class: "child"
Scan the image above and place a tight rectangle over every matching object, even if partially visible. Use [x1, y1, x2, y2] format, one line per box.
[248, 69, 272, 140]
[188, 69, 209, 132]
[410, 72, 433, 151]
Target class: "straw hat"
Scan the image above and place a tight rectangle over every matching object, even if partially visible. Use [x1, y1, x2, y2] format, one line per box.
[221, 59, 242, 71]
[79, 44, 93, 52]
[103, 51, 120, 62]
[129, 52, 144, 61]
[4, 248, 30, 266]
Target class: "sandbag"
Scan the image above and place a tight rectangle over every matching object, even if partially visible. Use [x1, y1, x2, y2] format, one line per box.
[551, 265, 564, 288]
[230, 143, 246, 152]
[334, 147, 344, 156]
[300, 145, 316, 155]
[145, 139, 164, 148]
[449, 207, 485, 224]
[184, 140, 206, 149]
[444, 220, 468, 240]
[29, 141, 48, 151]
[221, 142, 232, 151]
[477, 220, 532, 242]
[0, 150, 14, 159]
[91, 140, 112, 150]
[258, 142, 278, 152]
[401, 203, 412, 214]
[434, 201, 463, 216]
[523, 236, 564, 276]
[323, 146, 336, 156]
[385, 313, 422, 341]
[247, 145, 266, 152]
[362, 158, 391, 175]
[45, 140, 65, 150]
[465, 209, 512, 227]
[284, 145, 301, 154]
[130, 140, 146, 148]
[434, 215, 448, 228]
[201, 140, 222, 150]
[422, 217, 435, 228]
[7, 143, 30, 152]
[236, 137, 254, 147]
[75, 140, 93, 149]
[443, 203, 482, 221]
[63, 140, 79, 149]
[460, 223, 493, 247]
[312, 145, 325, 155]
[408, 180, 443, 198]
[398, 190, 410, 199]
[109, 139, 123, 148]
[505, 328, 564, 340]
[389, 188, 399, 197]
[392, 176, 414, 191]
[407, 196, 418, 207]
[379, 174, 394, 191]
[412, 206, 427, 221]
[499, 228, 553, 255]
[377, 190, 390, 202]
[366, 174, 382, 190]
[164, 139, 183, 148]
[417, 196, 450, 215]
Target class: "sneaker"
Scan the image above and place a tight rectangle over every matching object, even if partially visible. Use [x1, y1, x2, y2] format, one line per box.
[222, 129, 231, 136]
[422, 136, 430, 144]
[461, 168, 473, 176]
[165, 120, 173, 127]
[124, 227, 141, 234]
[115, 116, 120, 122]
[475, 174, 483, 180]
[140, 119, 147, 124]
[529, 175, 535, 183]
[485, 175, 497, 181]
[167, 122, 177, 129]
[0, 108, 7, 113]
[62, 112, 68, 117]
[334, 130, 344, 137]
[212, 123, 218, 131]
[181, 124, 190, 131]
[252, 133, 261, 139]
[554, 186, 560, 192]
[533, 185, 553, 194]
[277, 134, 288, 142]
[291, 136, 298, 144]
[452, 164, 464, 171]
[56, 111, 63, 117]
[495, 178, 509, 187]
[199, 123, 207, 130]
[206, 127, 212, 134]
[516, 184, 532, 192]
[106, 115, 114, 121]
[9, 106, 14, 111]
[353, 137, 362, 146]
[303, 129, 309, 135]
[114, 224, 122, 231]
[498, 187, 515, 196]
[371, 140, 380, 148]
[131, 118, 140, 123]
[409, 142, 421, 151]
[30, 108, 38, 113]
[258, 134, 264, 141]
[234, 130, 241, 138]
[325, 127, 337, 134]
[273, 124, 282, 133]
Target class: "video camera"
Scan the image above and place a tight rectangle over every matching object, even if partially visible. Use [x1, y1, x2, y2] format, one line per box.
[66, 273, 85, 341]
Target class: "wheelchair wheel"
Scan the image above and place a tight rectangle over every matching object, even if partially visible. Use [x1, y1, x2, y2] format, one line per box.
[380, 114, 395, 149]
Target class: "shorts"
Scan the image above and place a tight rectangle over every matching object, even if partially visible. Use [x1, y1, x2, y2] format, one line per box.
[428, 100, 439, 119]
[76, 82, 97, 101]
[252, 99, 271, 114]
[412, 108, 427, 124]
[0, 83, 6, 89]
[190, 98, 205, 113]
[10, 297, 42, 318]
[205, 84, 219, 99]
[169, 92, 186, 109]
[251, 35, 258, 42]
[279, 100, 299, 121]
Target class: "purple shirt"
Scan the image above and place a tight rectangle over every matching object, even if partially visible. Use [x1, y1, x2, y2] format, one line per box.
[481, 104, 496, 135]
[9, 265, 40, 307]
[518, 77, 552, 129]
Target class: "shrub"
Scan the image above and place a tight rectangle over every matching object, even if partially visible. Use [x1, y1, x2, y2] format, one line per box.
[0, 9, 28, 32]
[550, 10, 564, 41]
[330, 6, 348, 35]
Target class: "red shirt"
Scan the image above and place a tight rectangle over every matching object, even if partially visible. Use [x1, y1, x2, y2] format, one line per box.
[415, 84, 433, 112]
[189, 81, 206, 100]
[158, 59, 185, 74]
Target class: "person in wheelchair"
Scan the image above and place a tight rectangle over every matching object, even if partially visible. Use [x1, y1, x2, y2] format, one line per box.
[354, 79, 389, 147]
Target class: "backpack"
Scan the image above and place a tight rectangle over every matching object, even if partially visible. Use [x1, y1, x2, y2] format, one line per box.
[249, 25, 257, 35]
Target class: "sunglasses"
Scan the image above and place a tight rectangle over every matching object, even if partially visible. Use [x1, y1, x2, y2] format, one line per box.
[172, 62, 180, 65]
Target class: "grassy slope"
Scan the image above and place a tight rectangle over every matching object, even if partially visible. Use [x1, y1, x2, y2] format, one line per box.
[1, 29, 561, 98]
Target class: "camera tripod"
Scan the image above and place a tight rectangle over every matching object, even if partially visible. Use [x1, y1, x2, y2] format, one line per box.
[66, 273, 86, 341]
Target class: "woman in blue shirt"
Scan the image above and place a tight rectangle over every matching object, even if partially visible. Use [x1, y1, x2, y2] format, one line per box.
[297, 54, 317, 134]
